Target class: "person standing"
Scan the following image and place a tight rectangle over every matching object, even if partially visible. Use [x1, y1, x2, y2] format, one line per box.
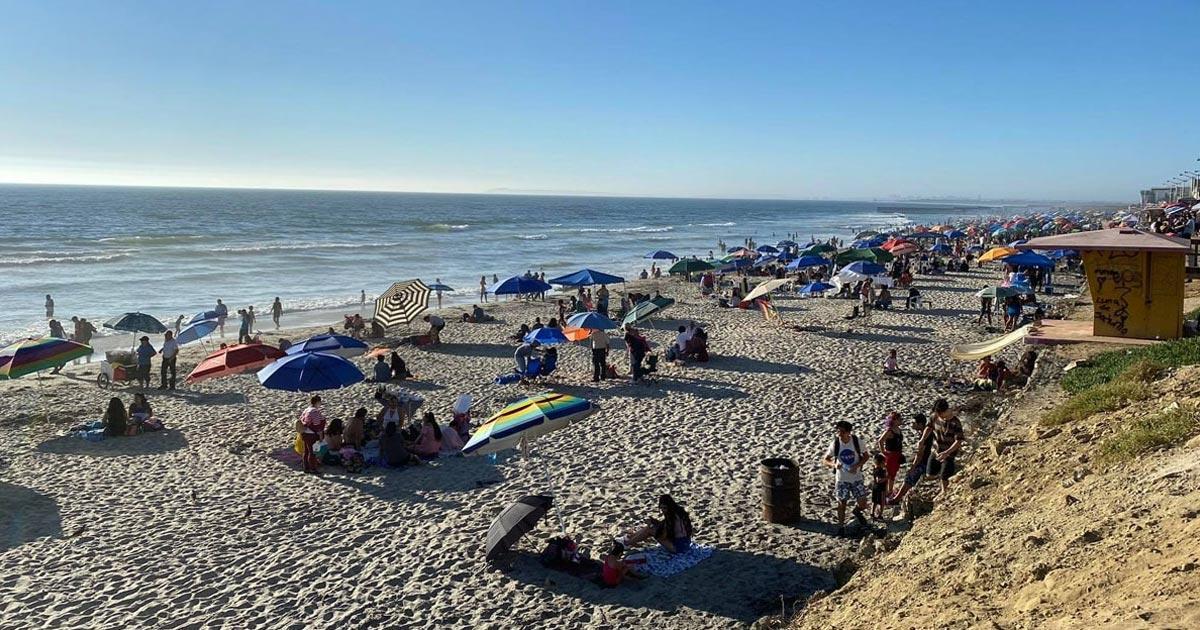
[297, 395, 326, 474]
[823, 420, 868, 536]
[590, 327, 610, 382]
[214, 299, 228, 337]
[237, 309, 251, 344]
[434, 278, 444, 309]
[596, 284, 610, 317]
[623, 326, 648, 382]
[928, 398, 964, 495]
[135, 336, 157, 389]
[45, 294, 54, 318]
[173, 314, 185, 334]
[479, 275, 488, 303]
[247, 305, 257, 334]
[360, 289, 366, 308]
[271, 297, 283, 329]
[159, 330, 179, 390]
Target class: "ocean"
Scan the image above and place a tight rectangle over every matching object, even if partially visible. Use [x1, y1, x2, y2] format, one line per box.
[0, 184, 984, 345]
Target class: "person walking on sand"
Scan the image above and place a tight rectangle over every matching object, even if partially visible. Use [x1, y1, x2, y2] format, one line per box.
[927, 398, 964, 496]
[214, 299, 228, 337]
[590, 327, 610, 382]
[823, 420, 868, 536]
[271, 297, 283, 329]
[479, 275, 488, 303]
[297, 395, 326, 474]
[159, 330, 179, 390]
[135, 336, 157, 389]
[44, 294, 54, 318]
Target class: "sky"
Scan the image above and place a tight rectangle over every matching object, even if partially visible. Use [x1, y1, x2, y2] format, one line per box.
[0, 1, 1197, 202]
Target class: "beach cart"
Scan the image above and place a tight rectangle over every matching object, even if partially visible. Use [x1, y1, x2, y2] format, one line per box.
[96, 350, 138, 389]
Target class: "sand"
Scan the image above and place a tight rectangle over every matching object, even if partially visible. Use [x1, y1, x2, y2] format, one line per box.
[0, 268, 1064, 628]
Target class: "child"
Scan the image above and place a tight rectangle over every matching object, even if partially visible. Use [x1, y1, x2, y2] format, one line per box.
[883, 349, 899, 375]
[601, 541, 631, 587]
[870, 452, 889, 519]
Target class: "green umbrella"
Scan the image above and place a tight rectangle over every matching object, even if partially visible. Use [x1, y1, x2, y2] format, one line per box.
[668, 259, 716, 274]
[801, 243, 837, 256]
[622, 296, 676, 327]
[869, 247, 896, 263]
[834, 247, 894, 265]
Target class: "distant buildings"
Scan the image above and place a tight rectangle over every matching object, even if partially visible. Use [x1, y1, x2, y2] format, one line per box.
[1141, 179, 1198, 205]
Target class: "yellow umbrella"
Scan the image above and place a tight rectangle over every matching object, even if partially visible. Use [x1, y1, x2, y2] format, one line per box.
[978, 247, 1017, 263]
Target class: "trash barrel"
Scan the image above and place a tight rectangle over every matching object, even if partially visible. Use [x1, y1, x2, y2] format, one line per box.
[760, 458, 800, 523]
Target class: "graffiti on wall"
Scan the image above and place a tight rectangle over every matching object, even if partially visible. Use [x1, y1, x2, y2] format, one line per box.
[1091, 251, 1141, 335]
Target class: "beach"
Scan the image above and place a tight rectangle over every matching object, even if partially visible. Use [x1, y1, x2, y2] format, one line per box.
[0, 264, 1053, 628]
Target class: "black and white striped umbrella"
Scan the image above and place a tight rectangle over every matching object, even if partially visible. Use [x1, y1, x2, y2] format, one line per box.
[374, 279, 431, 328]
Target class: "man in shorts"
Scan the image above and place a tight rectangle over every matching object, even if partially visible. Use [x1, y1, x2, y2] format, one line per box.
[927, 398, 964, 495]
[823, 420, 868, 536]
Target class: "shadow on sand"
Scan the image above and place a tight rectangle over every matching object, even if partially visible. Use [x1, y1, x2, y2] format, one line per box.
[814, 330, 933, 345]
[0, 482, 62, 552]
[506, 547, 832, 623]
[422, 343, 516, 359]
[694, 355, 811, 376]
[37, 429, 188, 457]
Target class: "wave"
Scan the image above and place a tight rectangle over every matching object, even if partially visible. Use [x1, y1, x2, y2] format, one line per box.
[695, 222, 736, 227]
[424, 223, 470, 231]
[0, 252, 132, 266]
[516, 234, 548, 240]
[207, 241, 405, 253]
[96, 234, 208, 244]
[575, 225, 673, 234]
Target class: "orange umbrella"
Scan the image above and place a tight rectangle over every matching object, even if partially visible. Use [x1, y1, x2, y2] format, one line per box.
[977, 247, 1017, 263]
[560, 326, 591, 342]
[186, 343, 286, 383]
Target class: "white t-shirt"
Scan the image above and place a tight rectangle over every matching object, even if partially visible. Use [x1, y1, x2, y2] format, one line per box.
[826, 436, 865, 484]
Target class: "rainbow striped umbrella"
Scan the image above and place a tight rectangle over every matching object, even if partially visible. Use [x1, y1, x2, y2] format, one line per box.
[463, 392, 595, 456]
[0, 337, 93, 379]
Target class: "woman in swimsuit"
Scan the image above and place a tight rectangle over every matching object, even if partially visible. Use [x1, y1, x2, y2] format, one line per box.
[618, 494, 695, 554]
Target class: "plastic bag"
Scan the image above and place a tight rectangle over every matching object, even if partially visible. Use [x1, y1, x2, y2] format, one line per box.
[293, 433, 304, 455]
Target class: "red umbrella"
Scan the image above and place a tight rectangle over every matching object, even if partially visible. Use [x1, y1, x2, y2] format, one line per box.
[880, 237, 913, 251]
[186, 343, 286, 384]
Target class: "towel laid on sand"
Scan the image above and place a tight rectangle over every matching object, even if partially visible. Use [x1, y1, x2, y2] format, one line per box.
[626, 543, 714, 578]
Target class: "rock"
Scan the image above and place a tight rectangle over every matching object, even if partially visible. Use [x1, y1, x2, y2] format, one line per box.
[1023, 533, 1047, 548]
[858, 537, 875, 559]
[1065, 494, 1080, 506]
[1028, 562, 1052, 581]
[1163, 401, 1180, 412]
[1036, 427, 1062, 440]
[1072, 468, 1090, 482]
[1073, 529, 1103, 545]
[968, 477, 992, 490]
[1064, 361, 1078, 372]
[1186, 434, 1200, 450]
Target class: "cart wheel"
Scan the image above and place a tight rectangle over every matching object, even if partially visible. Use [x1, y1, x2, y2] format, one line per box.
[97, 373, 111, 389]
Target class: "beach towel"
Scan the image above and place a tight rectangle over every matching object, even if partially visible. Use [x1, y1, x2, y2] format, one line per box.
[625, 543, 714, 578]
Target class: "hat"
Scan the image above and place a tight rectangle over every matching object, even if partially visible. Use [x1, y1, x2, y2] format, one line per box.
[834, 420, 853, 432]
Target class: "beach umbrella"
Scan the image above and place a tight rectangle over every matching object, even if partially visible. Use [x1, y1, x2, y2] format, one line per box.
[835, 247, 893, 265]
[1008, 239, 1028, 247]
[493, 276, 553, 296]
[842, 261, 887, 276]
[523, 327, 569, 346]
[978, 247, 1017, 262]
[854, 230, 879, 239]
[1000, 251, 1054, 268]
[742, 278, 790, 303]
[889, 242, 919, 256]
[175, 319, 218, 346]
[880, 238, 913, 251]
[486, 495, 554, 563]
[565, 311, 618, 330]
[801, 243, 837, 255]
[787, 255, 828, 270]
[644, 250, 678, 260]
[285, 333, 368, 358]
[0, 337, 92, 380]
[104, 312, 167, 334]
[427, 282, 455, 292]
[777, 240, 798, 248]
[797, 281, 836, 295]
[257, 351, 365, 393]
[186, 343, 286, 383]
[945, 229, 967, 239]
[375, 279, 431, 328]
[188, 310, 220, 325]
[727, 246, 749, 254]
[463, 392, 595, 456]
[756, 244, 779, 254]
[849, 239, 872, 249]
[547, 269, 626, 286]
[966, 244, 984, 253]
[977, 286, 1026, 299]
[668, 259, 715, 274]
[622, 295, 675, 327]
[930, 243, 952, 254]
[559, 326, 591, 342]
[776, 251, 798, 262]
[753, 255, 778, 268]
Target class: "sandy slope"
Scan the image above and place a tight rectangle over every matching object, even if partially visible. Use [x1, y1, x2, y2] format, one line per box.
[0, 270, 1040, 629]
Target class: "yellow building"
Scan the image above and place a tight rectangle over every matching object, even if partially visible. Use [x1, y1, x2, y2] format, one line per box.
[1020, 228, 1189, 341]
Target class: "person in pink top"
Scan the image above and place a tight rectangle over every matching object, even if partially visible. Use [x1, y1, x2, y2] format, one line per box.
[410, 412, 443, 460]
[298, 395, 327, 473]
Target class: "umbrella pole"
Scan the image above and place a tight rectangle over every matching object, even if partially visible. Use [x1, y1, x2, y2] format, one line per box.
[531, 441, 568, 535]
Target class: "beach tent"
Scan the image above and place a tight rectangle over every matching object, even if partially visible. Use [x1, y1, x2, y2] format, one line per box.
[257, 351, 364, 392]
[492, 276, 552, 296]
[375, 279, 431, 327]
[644, 250, 678, 260]
[285, 333, 368, 358]
[547, 269, 625, 286]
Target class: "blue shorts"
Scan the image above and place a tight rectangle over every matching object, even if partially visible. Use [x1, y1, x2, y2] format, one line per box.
[904, 463, 927, 486]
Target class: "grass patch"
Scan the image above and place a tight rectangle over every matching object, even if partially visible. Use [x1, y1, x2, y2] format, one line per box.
[1098, 406, 1199, 464]
[1062, 338, 1200, 394]
[1042, 380, 1153, 426]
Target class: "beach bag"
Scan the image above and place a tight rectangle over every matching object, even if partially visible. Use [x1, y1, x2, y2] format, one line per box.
[540, 536, 577, 567]
[143, 418, 164, 432]
[293, 433, 305, 455]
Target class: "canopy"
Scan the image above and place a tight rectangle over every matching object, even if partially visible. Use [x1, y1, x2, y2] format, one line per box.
[622, 295, 674, 327]
[186, 343, 286, 383]
[0, 337, 92, 379]
[523, 327, 569, 346]
[787, 255, 828, 269]
[486, 495, 554, 563]
[175, 319, 218, 346]
[493, 276, 553, 295]
[257, 351, 365, 392]
[1016, 228, 1190, 253]
[742, 278, 790, 303]
[644, 250, 678, 260]
[104, 312, 167, 334]
[547, 268, 625, 286]
[375, 279, 431, 327]
[1001, 251, 1054, 269]
[668, 259, 716, 274]
[462, 392, 595, 456]
[565, 311, 618, 330]
[285, 333, 368, 358]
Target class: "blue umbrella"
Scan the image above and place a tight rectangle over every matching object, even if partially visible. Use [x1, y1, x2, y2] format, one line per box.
[565, 311, 618, 330]
[547, 268, 626, 286]
[756, 245, 779, 254]
[722, 258, 754, 270]
[1046, 249, 1079, 259]
[494, 276, 553, 295]
[1001, 251, 1054, 268]
[1008, 239, 1029, 247]
[967, 245, 984, 253]
[644, 250, 678, 260]
[285, 333, 368, 358]
[849, 239, 873, 249]
[257, 352, 364, 392]
[753, 255, 778, 268]
[787, 255, 828, 270]
[188, 310, 220, 325]
[944, 230, 967, 239]
[428, 283, 455, 292]
[776, 251, 797, 262]
[797, 281, 836, 295]
[907, 232, 940, 240]
[104, 312, 167, 334]
[931, 243, 952, 254]
[777, 240, 798, 248]
[523, 327, 569, 346]
[843, 261, 886, 276]
[175, 319, 218, 346]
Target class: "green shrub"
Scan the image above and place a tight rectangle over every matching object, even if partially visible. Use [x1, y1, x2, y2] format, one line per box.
[1098, 407, 1198, 464]
[1042, 380, 1152, 426]
[1062, 338, 1200, 394]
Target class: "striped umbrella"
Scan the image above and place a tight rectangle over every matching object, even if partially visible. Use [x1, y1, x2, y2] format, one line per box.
[462, 392, 596, 456]
[0, 337, 93, 379]
[186, 343, 286, 383]
[374, 279, 431, 328]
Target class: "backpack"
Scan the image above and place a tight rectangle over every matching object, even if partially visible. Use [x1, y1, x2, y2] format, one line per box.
[832, 435, 864, 465]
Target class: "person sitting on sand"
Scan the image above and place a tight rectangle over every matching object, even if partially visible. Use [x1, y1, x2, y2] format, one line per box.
[875, 285, 892, 309]
[974, 356, 996, 390]
[128, 392, 156, 430]
[324, 417, 345, 451]
[601, 541, 637, 587]
[883, 348, 899, 375]
[511, 323, 531, 342]
[372, 355, 392, 382]
[378, 395, 405, 434]
[390, 352, 412, 380]
[514, 340, 540, 376]
[344, 407, 367, 449]
[616, 494, 695, 554]
[378, 422, 413, 468]
[450, 408, 471, 443]
[531, 317, 544, 330]
[471, 304, 493, 323]
[409, 412, 443, 460]
[103, 397, 128, 437]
